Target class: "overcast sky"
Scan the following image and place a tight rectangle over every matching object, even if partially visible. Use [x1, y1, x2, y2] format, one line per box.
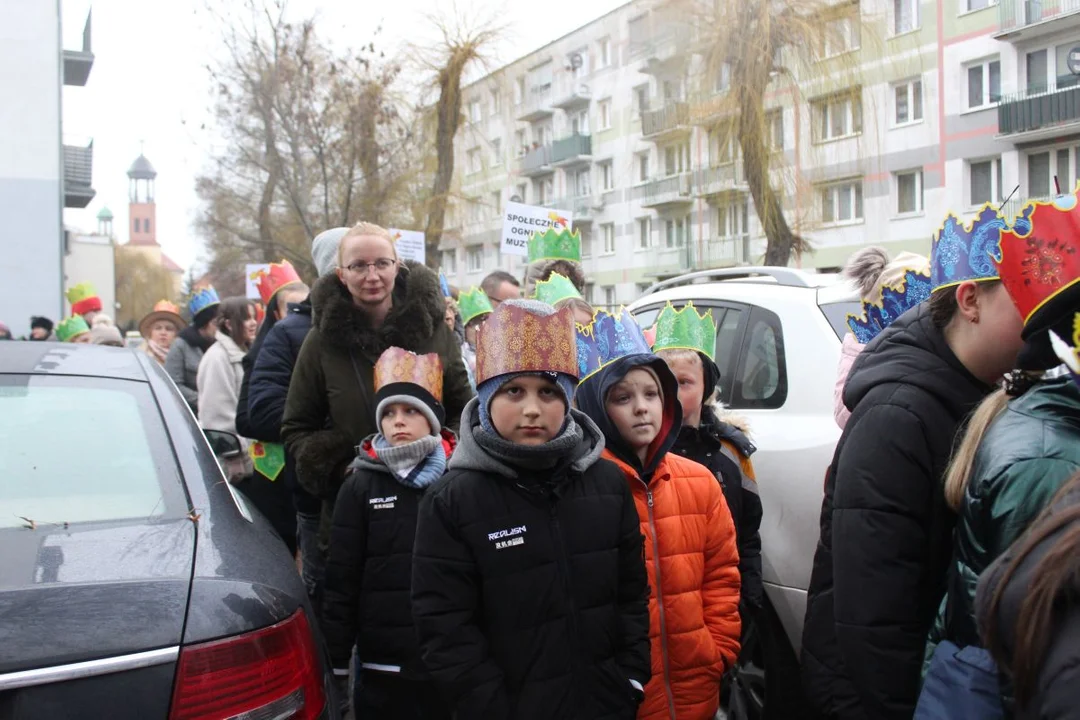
[60, 0, 628, 272]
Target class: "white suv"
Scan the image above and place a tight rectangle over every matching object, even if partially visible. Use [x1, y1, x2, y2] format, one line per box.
[629, 266, 858, 717]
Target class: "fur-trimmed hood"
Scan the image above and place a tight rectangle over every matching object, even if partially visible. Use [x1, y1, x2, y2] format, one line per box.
[310, 261, 444, 358]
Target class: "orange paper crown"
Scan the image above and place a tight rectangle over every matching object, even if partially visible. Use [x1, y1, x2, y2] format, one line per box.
[475, 303, 579, 384]
[997, 194, 1080, 328]
[253, 260, 303, 306]
[373, 347, 444, 402]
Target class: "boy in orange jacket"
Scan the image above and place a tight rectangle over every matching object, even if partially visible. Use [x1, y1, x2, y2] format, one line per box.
[575, 309, 742, 720]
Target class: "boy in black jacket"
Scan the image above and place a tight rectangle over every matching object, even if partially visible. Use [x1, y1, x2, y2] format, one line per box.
[411, 300, 651, 720]
[322, 347, 455, 719]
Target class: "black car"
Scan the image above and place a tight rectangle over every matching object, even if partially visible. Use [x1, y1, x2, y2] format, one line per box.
[0, 343, 337, 719]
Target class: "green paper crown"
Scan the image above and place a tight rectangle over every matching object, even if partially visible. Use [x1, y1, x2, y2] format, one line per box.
[527, 228, 581, 264]
[56, 315, 90, 342]
[458, 287, 494, 326]
[532, 272, 582, 306]
[650, 302, 717, 361]
[65, 282, 98, 305]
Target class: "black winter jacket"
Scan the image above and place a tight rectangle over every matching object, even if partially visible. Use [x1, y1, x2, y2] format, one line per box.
[801, 304, 994, 720]
[411, 400, 651, 720]
[671, 406, 763, 608]
[247, 299, 320, 515]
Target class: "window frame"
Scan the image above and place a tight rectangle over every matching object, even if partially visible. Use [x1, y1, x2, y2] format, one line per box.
[968, 156, 1003, 207]
[812, 89, 863, 143]
[818, 178, 865, 225]
[602, 223, 616, 254]
[637, 217, 652, 250]
[965, 57, 1002, 110]
[600, 161, 614, 191]
[895, 169, 925, 216]
[466, 247, 484, 273]
[598, 37, 612, 68]
[599, 98, 612, 130]
[892, 79, 924, 127]
[442, 250, 457, 274]
[892, 0, 920, 35]
[467, 147, 482, 175]
[490, 138, 502, 167]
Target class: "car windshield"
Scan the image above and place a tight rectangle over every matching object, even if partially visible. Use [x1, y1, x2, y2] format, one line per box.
[819, 301, 861, 340]
[0, 375, 188, 529]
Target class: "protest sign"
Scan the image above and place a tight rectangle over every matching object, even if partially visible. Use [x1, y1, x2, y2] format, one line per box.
[500, 201, 573, 256]
[245, 264, 271, 301]
[390, 229, 426, 264]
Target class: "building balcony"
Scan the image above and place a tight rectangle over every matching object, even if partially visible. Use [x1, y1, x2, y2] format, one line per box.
[633, 173, 694, 209]
[688, 235, 751, 269]
[63, 141, 96, 209]
[516, 145, 553, 176]
[63, 11, 94, 86]
[695, 163, 746, 197]
[547, 196, 599, 223]
[553, 82, 592, 110]
[642, 102, 691, 140]
[644, 244, 694, 278]
[516, 86, 554, 122]
[1000, 193, 1053, 222]
[997, 83, 1080, 139]
[996, 0, 1080, 40]
[551, 133, 593, 167]
[689, 94, 736, 126]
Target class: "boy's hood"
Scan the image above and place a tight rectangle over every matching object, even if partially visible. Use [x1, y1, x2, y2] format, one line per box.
[449, 397, 606, 478]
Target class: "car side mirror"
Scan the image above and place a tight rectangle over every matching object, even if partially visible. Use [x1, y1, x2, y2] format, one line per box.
[204, 429, 243, 459]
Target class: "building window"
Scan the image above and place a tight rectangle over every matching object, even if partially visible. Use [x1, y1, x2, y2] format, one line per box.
[146, 219, 151, 234]
[637, 153, 650, 183]
[601, 161, 614, 191]
[638, 217, 652, 249]
[602, 223, 616, 253]
[466, 247, 483, 272]
[1028, 151, 1052, 198]
[491, 138, 502, 166]
[812, 89, 863, 142]
[894, 79, 923, 125]
[665, 217, 687, 247]
[969, 157, 1003, 206]
[964, 0, 996, 11]
[490, 89, 501, 115]
[603, 286, 616, 310]
[598, 37, 611, 68]
[819, 8, 861, 58]
[442, 250, 457, 274]
[535, 177, 553, 205]
[896, 170, 924, 215]
[714, 63, 732, 93]
[664, 142, 690, 175]
[893, 0, 919, 33]
[1026, 49, 1048, 94]
[585, 283, 595, 305]
[599, 99, 612, 129]
[469, 100, 481, 123]
[634, 85, 650, 114]
[514, 77, 525, 105]
[663, 80, 682, 103]
[490, 190, 502, 217]
[819, 178, 864, 224]
[515, 183, 527, 203]
[571, 110, 589, 135]
[966, 58, 1001, 109]
[713, 127, 736, 165]
[767, 111, 784, 150]
[467, 148, 481, 175]
[575, 169, 591, 197]
[717, 199, 749, 240]
[579, 227, 592, 258]
[515, 130, 527, 157]
[1055, 43, 1080, 90]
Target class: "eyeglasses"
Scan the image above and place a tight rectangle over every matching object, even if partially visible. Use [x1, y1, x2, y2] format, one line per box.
[344, 258, 396, 275]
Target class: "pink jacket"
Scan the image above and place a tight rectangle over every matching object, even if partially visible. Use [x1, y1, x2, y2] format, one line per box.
[833, 333, 864, 429]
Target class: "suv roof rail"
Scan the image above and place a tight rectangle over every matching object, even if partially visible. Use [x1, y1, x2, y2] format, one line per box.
[643, 266, 814, 295]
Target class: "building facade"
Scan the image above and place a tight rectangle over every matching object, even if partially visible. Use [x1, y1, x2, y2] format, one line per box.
[0, 2, 95, 337]
[63, 208, 116, 322]
[444, 0, 1080, 309]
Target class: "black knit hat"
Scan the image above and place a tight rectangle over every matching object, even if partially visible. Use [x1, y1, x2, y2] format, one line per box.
[375, 383, 445, 435]
[30, 316, 54, 333]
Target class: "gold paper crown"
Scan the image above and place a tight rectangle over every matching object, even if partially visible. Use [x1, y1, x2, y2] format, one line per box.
[373, 347, 444, 402]
[527, 228, 582, 264]
[457, 287, 494, 326]
[531, 272, 582, 306]
[475, 303, 579, 384]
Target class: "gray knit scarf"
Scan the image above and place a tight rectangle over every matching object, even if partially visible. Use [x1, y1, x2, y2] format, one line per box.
[472, 416, 585, 475]
[371, 434, 445, 489]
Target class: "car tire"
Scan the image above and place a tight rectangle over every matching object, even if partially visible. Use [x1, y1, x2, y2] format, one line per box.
[726, 598, 807, 720]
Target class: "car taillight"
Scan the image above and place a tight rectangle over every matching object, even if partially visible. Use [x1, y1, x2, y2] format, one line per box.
[169, 608, 326, 720]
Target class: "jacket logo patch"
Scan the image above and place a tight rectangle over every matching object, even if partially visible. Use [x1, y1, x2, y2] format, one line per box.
[488, 525, 526, 550]
[370, 495, 397, 510]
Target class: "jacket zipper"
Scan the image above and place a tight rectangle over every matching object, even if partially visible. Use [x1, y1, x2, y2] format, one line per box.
[640, 478, 677, 719]
[550, 501, 580, 669]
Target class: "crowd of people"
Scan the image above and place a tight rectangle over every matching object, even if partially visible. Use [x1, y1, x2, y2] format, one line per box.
[3, 189, 1079, 720]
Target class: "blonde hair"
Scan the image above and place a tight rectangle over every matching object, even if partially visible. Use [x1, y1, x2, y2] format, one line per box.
[656, 348, 721, 406]
[944, 389, 1008, 511]
[338, 222, 398, 265]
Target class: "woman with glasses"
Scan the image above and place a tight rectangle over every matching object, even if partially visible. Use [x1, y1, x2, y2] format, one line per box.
[282, 222, 474, 561]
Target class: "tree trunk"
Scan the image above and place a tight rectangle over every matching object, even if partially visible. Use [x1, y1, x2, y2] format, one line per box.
[425, 57, 466, 269]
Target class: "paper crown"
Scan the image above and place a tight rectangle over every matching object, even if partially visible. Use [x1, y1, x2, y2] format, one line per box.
[439, 271, 452, 298]
[56, 315, 90, 342]
[458, 287, 494, 326]
[253, 260, 303, 306]
[66, 282, 102, 316]
[996, 193, 1080, 328]
[931, 204, 1010, 292]
[846, 268, 933, 345]
[532, 272, 582, 306]
[527, 228, 582, 264]
[188, 287, 220, 318]
[1049, 313, 1080, 386]
[576, 307, 654, 382]
[650, 302, 717, 361]
[373, 347, 444, 402]
[475, 303, 579, 384]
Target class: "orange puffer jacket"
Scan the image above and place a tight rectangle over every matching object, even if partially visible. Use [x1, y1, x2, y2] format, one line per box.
[603, 449, 742, 720]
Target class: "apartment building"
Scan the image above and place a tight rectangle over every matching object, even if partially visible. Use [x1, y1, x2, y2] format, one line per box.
[443, 0, 1080, 308]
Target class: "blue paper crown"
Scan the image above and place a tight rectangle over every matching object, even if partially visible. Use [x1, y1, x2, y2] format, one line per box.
[575, 307, 653, 382]
[188, 287, 220, 317]
[930, 204, 1015, 291]
[846, 269, 933, 344]
[439, 271, 452, 298]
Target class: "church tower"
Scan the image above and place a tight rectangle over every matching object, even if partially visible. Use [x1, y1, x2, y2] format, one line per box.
[128, 153, 157, 246]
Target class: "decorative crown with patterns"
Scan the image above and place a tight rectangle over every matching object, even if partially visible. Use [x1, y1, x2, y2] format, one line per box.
[458, 287, 494, 326]
[531, 272, 582, 306]
[66, 282, 102, 316]
[527, 228, 582, 264]
[1049, 313, 1080, 386]
[253, 260, 303, 306]
[373, 347, 444, 402]
[650, 302, 717, 361]
[151, 299, 181, 315]
[846, 268, 933, 345]
[188, 287, 220, 318]
[475, 304, 579, 384]
[56, 315, 90, 342]
[931, 204, 1014, 292]
[575, 307, 654, 382]
[996, 192, 1080, 326]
